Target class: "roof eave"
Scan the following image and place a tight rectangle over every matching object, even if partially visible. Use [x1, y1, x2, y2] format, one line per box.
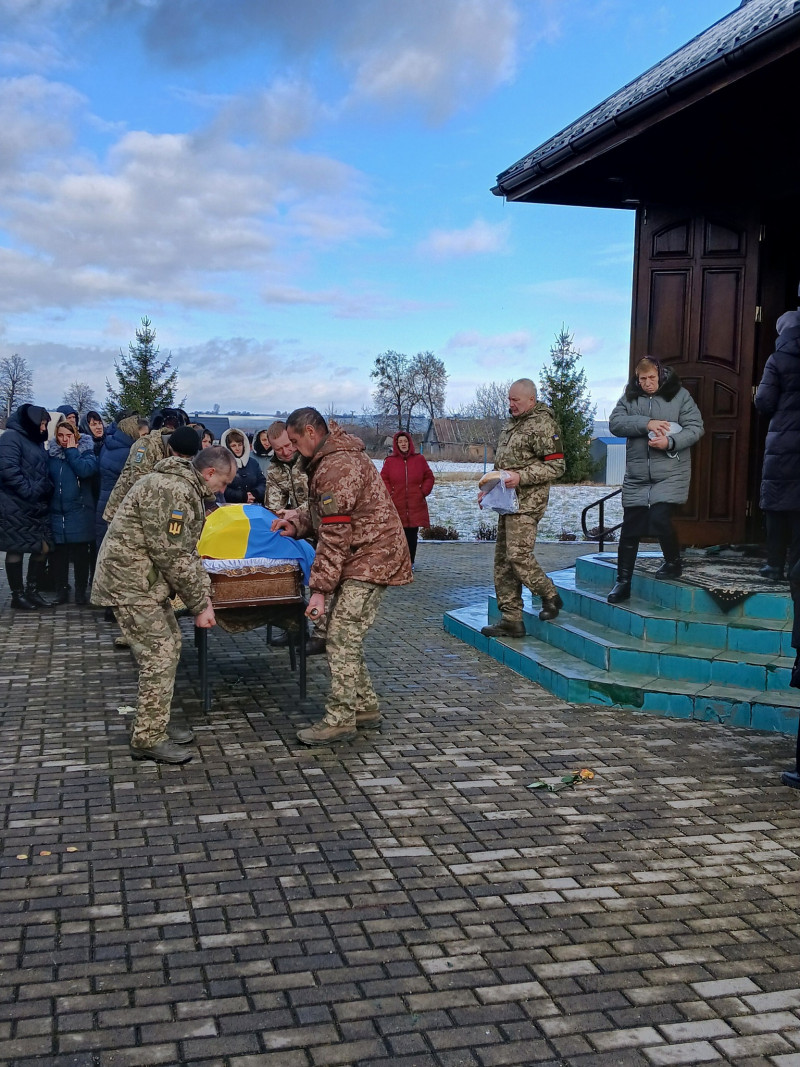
[493, 11, 800, 202]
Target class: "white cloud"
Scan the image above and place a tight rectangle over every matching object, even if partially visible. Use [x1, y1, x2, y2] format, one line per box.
[420, 218, 510, 260]
[446, 328, 532, 368]
[129, 0, 519, 124]
[0, 87, 386, 313]
[0, 74, 83, 174]
[526, 277, 630, 305]
[261, 284, 435, 320]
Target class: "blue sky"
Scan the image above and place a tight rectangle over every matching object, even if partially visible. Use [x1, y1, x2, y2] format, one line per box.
[0, 0, 734, 419]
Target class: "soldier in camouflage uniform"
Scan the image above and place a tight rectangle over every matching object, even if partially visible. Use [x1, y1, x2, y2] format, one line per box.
[92, 446, 235, 764]
[103, 409, 189, 525]
[272, 407, 412, 746]
[265, 421, 329, 653]
[481, 379, 566, 638]
[265, 421, 310, 516]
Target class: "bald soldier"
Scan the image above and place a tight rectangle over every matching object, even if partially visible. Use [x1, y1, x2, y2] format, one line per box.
[481, 378, 566, 638]
[92, 446, 235, 764]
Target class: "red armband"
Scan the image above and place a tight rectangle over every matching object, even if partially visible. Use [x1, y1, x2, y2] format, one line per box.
[320, 514, 352, 525]
[544, 452, 564, 462]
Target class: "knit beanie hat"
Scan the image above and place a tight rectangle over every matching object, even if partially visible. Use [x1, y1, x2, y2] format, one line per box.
[168, 426, 201, 457]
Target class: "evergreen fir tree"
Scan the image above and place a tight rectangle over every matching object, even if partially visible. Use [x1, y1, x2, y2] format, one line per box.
[539, 326, 596, 483]
[104, 317, 179, 420]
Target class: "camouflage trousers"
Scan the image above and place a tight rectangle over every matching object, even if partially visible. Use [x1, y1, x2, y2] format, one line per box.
[494, 512, 556, 622]
[114, 600, 182, 748]
[322, 579, 386, 728]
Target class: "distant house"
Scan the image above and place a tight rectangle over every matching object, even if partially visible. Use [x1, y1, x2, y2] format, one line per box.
[423, 417, 499, 459]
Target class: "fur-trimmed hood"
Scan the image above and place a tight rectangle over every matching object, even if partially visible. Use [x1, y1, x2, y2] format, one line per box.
[220, 426, 252, 469]
[624, 363, 682, 402]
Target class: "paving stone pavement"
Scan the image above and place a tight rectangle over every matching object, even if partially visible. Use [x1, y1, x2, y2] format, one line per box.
[1, 541, 800, 1067]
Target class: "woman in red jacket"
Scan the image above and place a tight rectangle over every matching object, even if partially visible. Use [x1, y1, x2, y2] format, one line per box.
[380, 432, 435, 565]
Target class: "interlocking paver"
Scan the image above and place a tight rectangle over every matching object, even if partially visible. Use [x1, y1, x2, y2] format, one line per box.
[2, 541, 800, 1066]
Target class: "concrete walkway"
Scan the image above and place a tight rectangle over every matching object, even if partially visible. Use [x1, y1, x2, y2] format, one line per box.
[1, 542, 800, 1067]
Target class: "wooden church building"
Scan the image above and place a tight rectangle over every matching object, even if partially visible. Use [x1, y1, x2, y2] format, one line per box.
[493, 0, 800, 547]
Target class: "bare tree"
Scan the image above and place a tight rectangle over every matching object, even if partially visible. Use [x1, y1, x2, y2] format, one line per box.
[371, 350, 417, 431]
[62, 381, 97, 418]
[0, 353, 34, 427]
[412, 351, 447, 422]
[472, 379, 514, 421]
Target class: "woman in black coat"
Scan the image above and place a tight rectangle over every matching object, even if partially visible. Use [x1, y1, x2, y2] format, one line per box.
[754, 310, 800, 580]
[0, 404, 54, 610]
[220, 428, 266, 504]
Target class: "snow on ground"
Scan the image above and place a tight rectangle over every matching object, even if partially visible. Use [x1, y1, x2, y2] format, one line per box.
[373, 458, 622, 541]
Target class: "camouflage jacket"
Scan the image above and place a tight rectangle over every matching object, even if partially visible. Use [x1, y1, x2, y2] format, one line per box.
[494, 403, 565, 517]
[91, 456, 213, 614]
[103, 428, 172, 523]
[294, 426, 412, 594]
[265, 454, 309, 516]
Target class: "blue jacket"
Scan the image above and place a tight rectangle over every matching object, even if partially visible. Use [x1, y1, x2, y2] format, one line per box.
[96, 414, 140, 543]
[755, 322, 800, 511]
[0, 404, 53, 553]
[48, 433, 98, 544]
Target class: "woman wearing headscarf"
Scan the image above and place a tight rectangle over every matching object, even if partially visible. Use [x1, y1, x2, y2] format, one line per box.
[219, 427, 266, 504]
[0, 403, 54, 610]
[251, 426, 273, 477]
[47, 418, 98, 604]
[606, 357, 704, 603]
[380, 431, 435, 565]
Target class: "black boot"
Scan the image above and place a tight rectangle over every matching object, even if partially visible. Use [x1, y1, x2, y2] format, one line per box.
[54, 587, 70, 605]
[539, 593, 563, 621]
[655, 528, 682, 578]
[25, 558, 54, 608]
[607, 536, 639, 603]
[6, 559, 37, 610]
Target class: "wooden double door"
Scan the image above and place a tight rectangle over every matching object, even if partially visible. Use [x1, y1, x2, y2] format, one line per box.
[631, 206, 766, 547]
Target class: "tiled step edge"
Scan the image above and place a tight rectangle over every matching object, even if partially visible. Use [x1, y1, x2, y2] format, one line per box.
[445, 604, 800, 736]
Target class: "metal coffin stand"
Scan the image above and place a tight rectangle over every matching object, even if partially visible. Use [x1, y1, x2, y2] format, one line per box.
[194, 566, 307, 710]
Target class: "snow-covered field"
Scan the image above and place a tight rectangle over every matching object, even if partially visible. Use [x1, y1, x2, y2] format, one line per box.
[374, 459, 622, 542]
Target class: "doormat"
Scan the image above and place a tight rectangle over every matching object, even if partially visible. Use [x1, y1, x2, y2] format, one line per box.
[634, 555, 787, 611]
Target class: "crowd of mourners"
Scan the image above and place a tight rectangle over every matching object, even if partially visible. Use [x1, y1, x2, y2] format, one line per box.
[0, 404, 436, 613]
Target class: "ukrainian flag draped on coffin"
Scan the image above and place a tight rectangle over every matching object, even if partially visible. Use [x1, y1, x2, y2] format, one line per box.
[198, 504, 314, 583]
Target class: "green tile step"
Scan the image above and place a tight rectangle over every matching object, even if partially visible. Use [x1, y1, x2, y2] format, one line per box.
[574, 552, 792, 622]
[512, 570, 794, 656]
[520, 605, 794, 689]
[445, 604, 800, 735]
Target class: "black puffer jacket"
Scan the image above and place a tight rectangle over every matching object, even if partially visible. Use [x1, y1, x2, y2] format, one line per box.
[0, 404, 53, 552]
[755, 316, 800, 511]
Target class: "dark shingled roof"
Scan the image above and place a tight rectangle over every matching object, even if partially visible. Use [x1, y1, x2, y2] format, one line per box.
[494, 0, 800, 195]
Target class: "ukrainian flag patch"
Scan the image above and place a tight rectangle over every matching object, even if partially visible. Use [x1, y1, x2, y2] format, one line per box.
[167, 509, 184, 537]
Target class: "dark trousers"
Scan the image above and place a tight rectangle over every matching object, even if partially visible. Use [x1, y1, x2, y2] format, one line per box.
[619, 502, 680, 560]
[764, 510, 800, 571]
[404, 527, 419, 565]
[51, 542, 92, 594]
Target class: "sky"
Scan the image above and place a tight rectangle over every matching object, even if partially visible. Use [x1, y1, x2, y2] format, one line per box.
[0, 0, 736, 420]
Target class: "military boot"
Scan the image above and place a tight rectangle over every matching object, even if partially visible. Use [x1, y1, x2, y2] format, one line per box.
[130, 739, 193, 764]
[539, 593, 563, 621]
[480, 619, 526, 637]
[6, 559, 37, 610]
[297, 720, 357, 746]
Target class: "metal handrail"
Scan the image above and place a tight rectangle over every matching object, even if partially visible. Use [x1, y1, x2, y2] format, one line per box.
[581, 487, 623, 552]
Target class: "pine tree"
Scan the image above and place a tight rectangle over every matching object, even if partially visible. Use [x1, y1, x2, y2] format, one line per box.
[539, 326, 596, 483]
[104, 317, 179, 420]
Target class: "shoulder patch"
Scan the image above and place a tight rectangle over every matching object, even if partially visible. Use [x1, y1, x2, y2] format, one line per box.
[134, 445, 148, 464]
[319, 492, 339, 517]
[167, 508, 184, 538]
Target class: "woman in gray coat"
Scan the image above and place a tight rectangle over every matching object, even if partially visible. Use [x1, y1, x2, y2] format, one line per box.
[606, 358, 704, 603]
